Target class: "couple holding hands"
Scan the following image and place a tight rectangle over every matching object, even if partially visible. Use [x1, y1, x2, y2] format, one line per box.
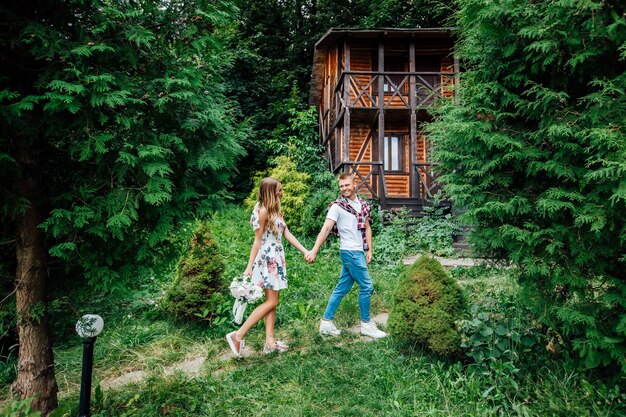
[226, 173, 386, 357]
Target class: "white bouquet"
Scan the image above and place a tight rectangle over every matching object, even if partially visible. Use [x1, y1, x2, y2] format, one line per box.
[229, 275, 263, 324]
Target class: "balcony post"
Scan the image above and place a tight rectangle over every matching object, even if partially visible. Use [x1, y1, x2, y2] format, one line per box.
[377, 39, 385, 197]
[409, 40, 417, 199]
[342, 41, 351, 167]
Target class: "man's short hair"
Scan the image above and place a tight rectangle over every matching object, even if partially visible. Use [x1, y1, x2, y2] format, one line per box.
[338, 172, 355, 181]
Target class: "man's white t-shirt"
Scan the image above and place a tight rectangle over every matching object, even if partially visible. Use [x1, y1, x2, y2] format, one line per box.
[327, 197, 364, 251]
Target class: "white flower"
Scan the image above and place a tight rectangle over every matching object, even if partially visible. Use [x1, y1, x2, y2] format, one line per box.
[250, 285, 263, 301]
[229, 275, 263, 302]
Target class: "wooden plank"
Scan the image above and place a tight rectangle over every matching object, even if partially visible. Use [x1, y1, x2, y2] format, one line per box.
[377, 39, 385, 204]
[409, 41, 417, 198]
[343, 41, 351, 166]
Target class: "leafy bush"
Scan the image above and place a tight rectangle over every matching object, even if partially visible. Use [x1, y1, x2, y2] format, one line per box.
[165, 222, 226, 321]
[373, 206, 455, 267]
[412, 205, 457, 257]
[459, 298, 540, 405]
[373, 208, 417, 267]
[245, 155, 311, 234]
[389, 255, 466, 355]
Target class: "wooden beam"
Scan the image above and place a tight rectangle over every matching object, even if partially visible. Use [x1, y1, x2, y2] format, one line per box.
[322, 108, 345, 147]
[355, 113, 379, 162]
[409, 41, 417, 198]
[343, 41, 351, 167]
[377, 39, 385, 204]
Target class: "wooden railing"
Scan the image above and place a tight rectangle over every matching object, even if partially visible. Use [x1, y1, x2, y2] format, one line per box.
[320, 70, 457, 158]
[413, 162, 441, 200]
[335, 70, 456, 111]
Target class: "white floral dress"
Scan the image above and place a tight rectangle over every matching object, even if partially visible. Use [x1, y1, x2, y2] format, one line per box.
[250, 203, 288, 290]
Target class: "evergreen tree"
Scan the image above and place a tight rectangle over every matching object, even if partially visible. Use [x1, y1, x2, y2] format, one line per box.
[428, 0, 625, 372]
[0, 0, 245, 412]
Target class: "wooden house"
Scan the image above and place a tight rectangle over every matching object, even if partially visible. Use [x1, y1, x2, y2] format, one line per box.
[309, 28, 459, 213]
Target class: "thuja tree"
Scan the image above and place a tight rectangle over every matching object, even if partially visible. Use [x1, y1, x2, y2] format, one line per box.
[0, 0, 245, 412]
[428, 0, 625, 372]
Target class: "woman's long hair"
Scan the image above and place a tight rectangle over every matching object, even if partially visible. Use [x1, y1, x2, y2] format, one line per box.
[258, 177, 282, 235]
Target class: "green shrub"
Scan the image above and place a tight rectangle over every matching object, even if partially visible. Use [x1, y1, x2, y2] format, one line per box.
[245, 155, 311, 234]
[389, 255, 466, 355]
[165, 222, 226, 321]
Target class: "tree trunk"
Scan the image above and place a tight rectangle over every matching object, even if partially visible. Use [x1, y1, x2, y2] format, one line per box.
[11, 142, 58, 415]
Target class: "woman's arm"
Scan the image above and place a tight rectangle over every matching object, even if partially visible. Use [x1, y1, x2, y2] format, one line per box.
[244, 208, 267, 276]
[283, 225, 309, 255]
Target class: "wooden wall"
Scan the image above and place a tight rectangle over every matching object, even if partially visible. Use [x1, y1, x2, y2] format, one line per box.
[349, 43, 374, 107]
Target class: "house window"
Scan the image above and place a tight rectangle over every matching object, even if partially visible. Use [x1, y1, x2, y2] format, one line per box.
[383, 135, 405, 172]
[383, 56, 406, 94]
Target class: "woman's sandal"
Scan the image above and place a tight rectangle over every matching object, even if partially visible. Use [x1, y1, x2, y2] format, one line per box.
[263, 340, 289, 354]
[226, 332, 245, 357]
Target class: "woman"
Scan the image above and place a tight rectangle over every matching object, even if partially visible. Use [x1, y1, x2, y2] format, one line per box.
[226, 177, 310, 356]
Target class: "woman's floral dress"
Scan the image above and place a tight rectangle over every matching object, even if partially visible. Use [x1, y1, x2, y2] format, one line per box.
[250, 203, 288, 290]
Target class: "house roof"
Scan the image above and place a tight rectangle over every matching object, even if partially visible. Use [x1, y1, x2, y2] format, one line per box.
[309, 28, 455, 105]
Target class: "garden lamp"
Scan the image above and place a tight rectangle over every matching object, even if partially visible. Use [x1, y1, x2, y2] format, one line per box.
[76, 314, 104, 417]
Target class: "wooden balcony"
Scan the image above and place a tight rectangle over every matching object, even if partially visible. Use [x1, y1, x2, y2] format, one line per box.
[338, 70, 457, 110]
[319, 70, 458, 148]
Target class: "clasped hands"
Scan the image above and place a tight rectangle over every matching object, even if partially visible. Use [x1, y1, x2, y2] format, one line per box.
[304, 249, 317, 264]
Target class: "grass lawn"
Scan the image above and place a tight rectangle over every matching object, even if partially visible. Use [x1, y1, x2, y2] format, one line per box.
[2, 206, 624, 416]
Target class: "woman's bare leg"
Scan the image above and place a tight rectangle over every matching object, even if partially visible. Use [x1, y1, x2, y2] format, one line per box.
[231, 289, 279, 349]
[264, 307, 277, 347]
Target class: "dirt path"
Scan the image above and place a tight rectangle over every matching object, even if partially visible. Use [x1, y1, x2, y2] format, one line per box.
[101, 312, 390, 390]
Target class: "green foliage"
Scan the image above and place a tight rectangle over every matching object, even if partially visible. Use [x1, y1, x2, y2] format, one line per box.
[429, 0, 626, 372]
[373, 206, 457, 267]
[359, 0, 450, 28]
[165, 223, 226, 321]
[1, 397, 41, 417]
[267, 90, 327, 176]
[0, 0, 247, 292]
[389, 255, 466, 356]
[459, 297, 540, 410]
[245, 156, 311, 234]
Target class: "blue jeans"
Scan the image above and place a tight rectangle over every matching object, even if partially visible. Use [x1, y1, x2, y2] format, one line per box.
[323, 250, 373, 323]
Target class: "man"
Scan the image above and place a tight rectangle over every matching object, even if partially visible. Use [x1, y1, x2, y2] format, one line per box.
[306, 172, 386, 338]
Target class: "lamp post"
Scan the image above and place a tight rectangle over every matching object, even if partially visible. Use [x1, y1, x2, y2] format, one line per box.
[76, 314, 104, 417]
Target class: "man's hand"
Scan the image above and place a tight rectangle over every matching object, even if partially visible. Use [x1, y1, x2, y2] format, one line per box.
[365, 250, 372, 264]
[305, 249, 318, 263]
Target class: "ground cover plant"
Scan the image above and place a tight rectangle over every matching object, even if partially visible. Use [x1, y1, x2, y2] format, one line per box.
[1, 204, 622, 416]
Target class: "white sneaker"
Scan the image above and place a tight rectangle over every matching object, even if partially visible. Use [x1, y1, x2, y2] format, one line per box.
[361, 321, 387, 339]
[319, 319, 341, 336]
